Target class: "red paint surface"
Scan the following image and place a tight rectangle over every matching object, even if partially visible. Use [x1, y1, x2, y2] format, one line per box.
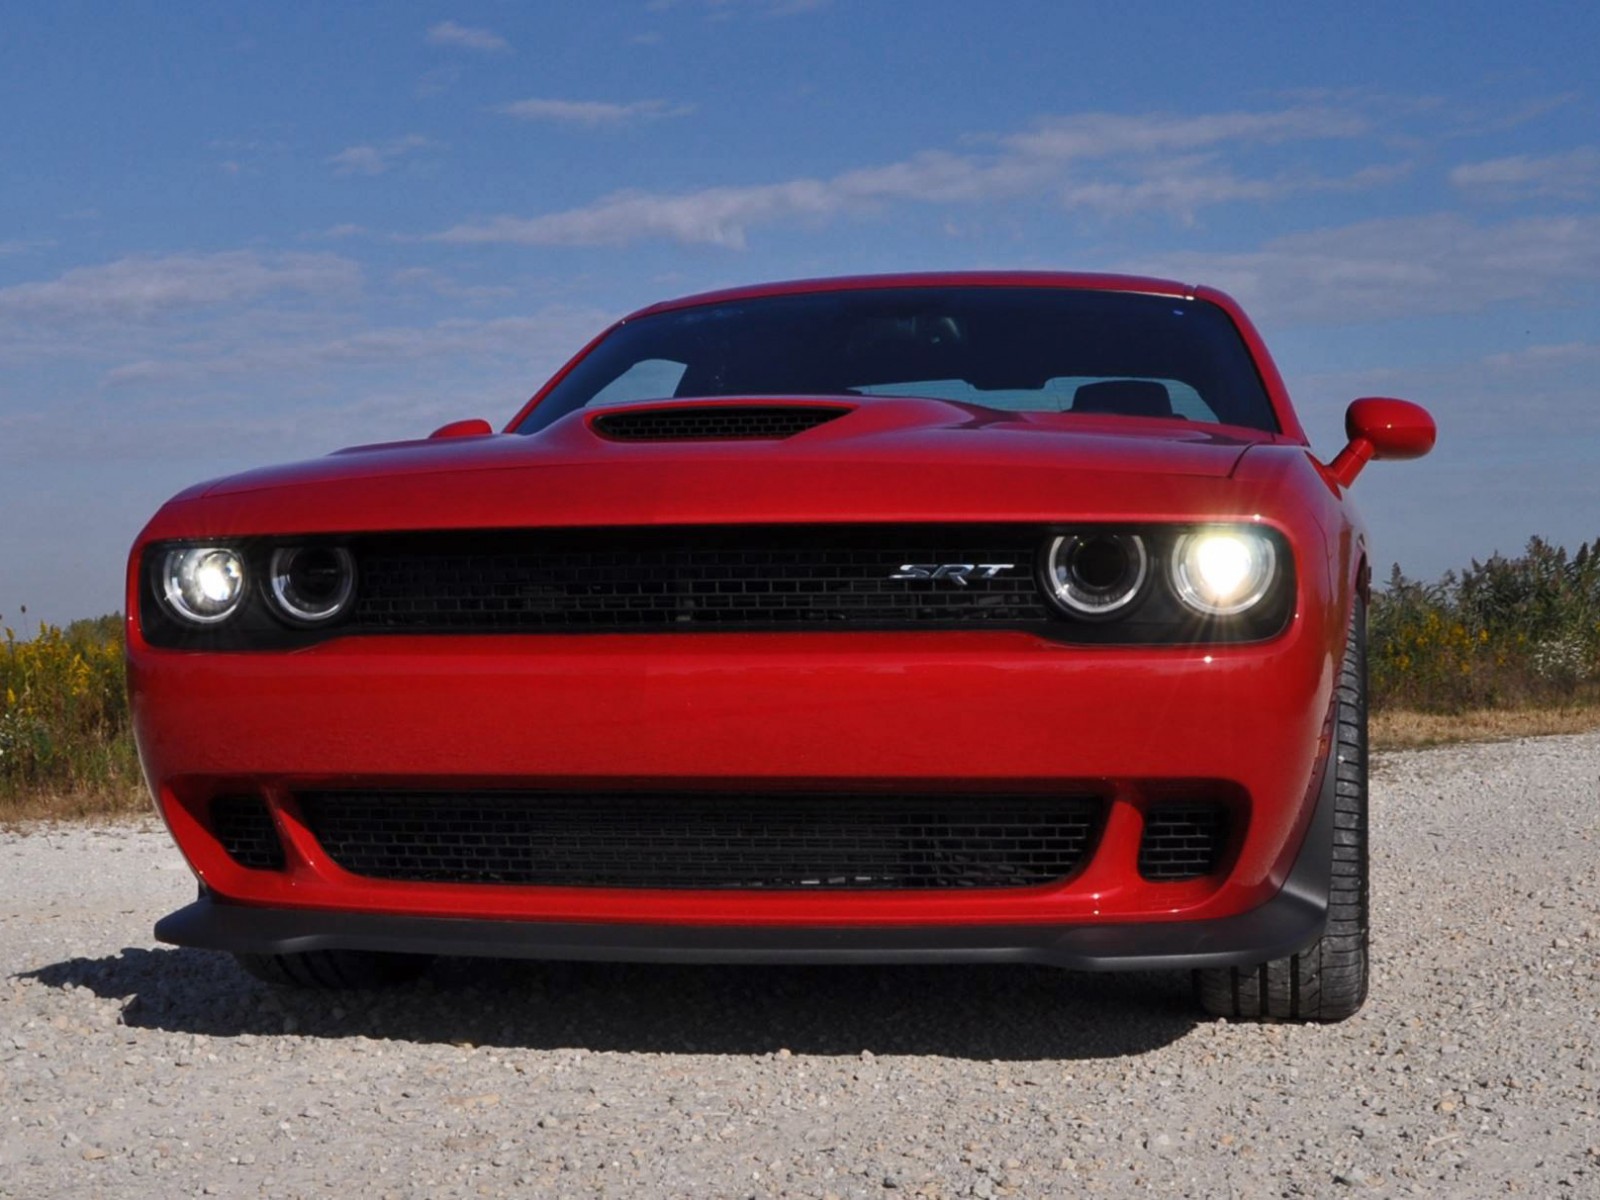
[128, 273, 1434, 939]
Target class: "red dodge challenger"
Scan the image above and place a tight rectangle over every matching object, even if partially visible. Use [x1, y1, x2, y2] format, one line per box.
[129, 272, 1435, 1022]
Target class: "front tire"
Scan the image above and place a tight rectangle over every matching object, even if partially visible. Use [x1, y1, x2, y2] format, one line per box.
[1193, 598, 1370, 1022]
[233, 949, 433, 989]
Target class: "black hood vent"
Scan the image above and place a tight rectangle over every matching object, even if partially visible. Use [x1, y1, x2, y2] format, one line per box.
[592, 404, 850, 441]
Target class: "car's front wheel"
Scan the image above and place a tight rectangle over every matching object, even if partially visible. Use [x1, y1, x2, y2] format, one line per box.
[233, 949, 433, 989]
[1193, 598, 1370, 1023]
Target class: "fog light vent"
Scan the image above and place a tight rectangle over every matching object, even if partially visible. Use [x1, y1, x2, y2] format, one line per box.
[211, 796, 285, 871]
[1138, 804, 1227, 880]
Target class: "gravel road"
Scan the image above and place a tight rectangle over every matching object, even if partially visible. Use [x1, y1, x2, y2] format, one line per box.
[3, 733, 1598, 1198]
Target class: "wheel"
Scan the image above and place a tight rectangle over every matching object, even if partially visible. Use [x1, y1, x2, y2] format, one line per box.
[233, 949, 433, 989]
[1193, 598, 1370, 1022]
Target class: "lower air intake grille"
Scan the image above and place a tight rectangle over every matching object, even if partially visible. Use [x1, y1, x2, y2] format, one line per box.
[592, 405, 849, 441]
[211, 796, 285, 871]
[297, 791, 1104, 890]
[1138, 804, 1228, 880]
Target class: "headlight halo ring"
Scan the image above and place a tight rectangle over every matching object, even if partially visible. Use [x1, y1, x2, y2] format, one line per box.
[267, 545, 357, 626]
[160, 546, 248, 626]
[1170, 527, 1278, 616]
[1042, 531, 1151, 620]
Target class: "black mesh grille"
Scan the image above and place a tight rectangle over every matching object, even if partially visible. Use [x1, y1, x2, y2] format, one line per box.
[591, 405, 849, 440]
[1138, 804, 1228, 880]
[352, 527, 1047, 633]
[211, 796, 285, 871]
[298, 790, 1104, 890]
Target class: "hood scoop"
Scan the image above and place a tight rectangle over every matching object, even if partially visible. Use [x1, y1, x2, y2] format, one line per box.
[591, 404, 851, 442]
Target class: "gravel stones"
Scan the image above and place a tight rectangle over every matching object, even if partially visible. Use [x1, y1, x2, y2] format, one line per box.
[2, 732, 1598, 1196]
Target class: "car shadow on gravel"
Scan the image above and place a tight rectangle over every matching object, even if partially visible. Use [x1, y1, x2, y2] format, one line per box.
[24, 947, 1201, 1060]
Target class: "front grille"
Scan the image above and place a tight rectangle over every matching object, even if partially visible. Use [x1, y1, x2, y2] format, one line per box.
[352, 526, 1047, 633]
[211, 795, 285, 870]
[1138, 804, 1228, 880]
[298, 790, 1104, 890]
[592, 405, 849, 441]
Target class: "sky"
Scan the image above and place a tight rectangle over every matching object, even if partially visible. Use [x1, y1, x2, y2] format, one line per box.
[2, 0, 1598, 628]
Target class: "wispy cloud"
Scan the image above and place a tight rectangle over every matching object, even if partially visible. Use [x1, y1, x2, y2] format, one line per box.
[1059, 159, 1411, 224]
[998, 107, 1367, 160]
[426, 20, 511, 53]
[494, 97, 694, 127]
[391, 267, 516, 302]
[98, 308, 610, 389]
[326, 134, 435, 177]
[432, 105, 1383, 248]
[647, 0, 831, 15]
[1483, 341, 1600, 370]
[1121, 213, 1600, 324]
[1450, 146, 1600, 202]
[0, 251, 360, 324]
[0, 238, 54, 257]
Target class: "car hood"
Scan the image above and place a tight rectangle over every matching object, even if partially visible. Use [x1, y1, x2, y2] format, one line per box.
[156, 398, 1281, 537]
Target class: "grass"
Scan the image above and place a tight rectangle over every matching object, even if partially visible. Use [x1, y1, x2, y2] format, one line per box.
[1371, 703, 1600, 751]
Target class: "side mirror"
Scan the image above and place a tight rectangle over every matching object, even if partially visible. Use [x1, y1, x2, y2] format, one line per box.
[1326, 397, 1436, 488]
[428, 418, 495, 440]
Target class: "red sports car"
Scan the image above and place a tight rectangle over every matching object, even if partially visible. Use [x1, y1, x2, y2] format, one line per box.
[130, 272, 1434, 1021]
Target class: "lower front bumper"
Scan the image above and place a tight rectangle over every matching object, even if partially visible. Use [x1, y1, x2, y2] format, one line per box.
[155, 718, 1337, 972]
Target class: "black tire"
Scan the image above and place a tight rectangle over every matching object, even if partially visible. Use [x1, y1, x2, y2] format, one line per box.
[233, 949, 433, 989]
[1193, 598, 1370, 1023]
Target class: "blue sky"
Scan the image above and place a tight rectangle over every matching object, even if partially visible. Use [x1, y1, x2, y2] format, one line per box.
[2, 0, 1598, 627]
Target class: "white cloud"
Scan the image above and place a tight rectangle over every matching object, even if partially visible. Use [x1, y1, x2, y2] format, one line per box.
[327, 134, 435, 177]
[999, 107, 1367, 161]
[494, 97, 694, 127]
[1450, 147, 1600, 202]
[1060, 159, 1412, 223]
[432, 105, 1385, 249]
[391, 267, 516, 302]
[434, 181, 841, 250]
[426, 20, 511, 53]
[0, 251, 361, 324]
[647, 0, 830, 14]
[1120, 213, 1600, 324]
[97, 307, 612, 388]
[0, 238, 54, 257]
[1483, 341, 1600, 370]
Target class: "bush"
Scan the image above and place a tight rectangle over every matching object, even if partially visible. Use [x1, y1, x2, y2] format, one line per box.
[0, 613, 143, 812]
[1370, 537, 1600, 712]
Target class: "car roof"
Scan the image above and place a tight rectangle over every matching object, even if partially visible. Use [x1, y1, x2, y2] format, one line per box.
[625, 271, 1196, 320]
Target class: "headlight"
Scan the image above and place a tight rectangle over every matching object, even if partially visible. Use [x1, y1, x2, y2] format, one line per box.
[1171, 528, 1277, 616]
[161, 547, 247, 625]
[1043, 532, 1149, 619]
[268, 546, 356, 625]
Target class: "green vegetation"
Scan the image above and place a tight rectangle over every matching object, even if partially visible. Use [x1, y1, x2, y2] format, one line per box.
[4, 535, 1599, 820]
[1371, 536, 1600, 712]
[1, 613, 144, 820]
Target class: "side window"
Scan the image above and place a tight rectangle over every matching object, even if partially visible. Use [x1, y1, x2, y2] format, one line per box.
[588, 359, 689, 407]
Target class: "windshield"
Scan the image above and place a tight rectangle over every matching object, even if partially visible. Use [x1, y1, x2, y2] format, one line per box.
[518, 286, 1278, 434]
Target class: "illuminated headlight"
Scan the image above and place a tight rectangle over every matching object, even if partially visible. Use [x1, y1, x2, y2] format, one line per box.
[268, 546, 356, 625]
[161, 547, 246, 625]
[1044, 532, 1149, 619]
[1171, 528, 1277, 616]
